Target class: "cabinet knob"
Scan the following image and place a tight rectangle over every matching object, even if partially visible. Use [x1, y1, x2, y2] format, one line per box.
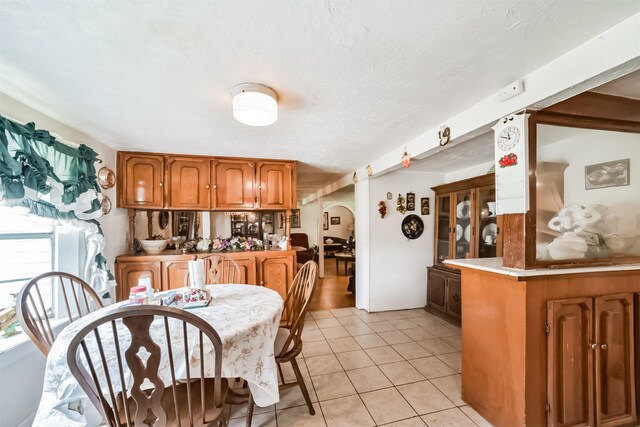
[206, 184, 210, 189]
[159, 182, 163, 187]
[213, 184, 218, 189]
[259, 281, 265, 286]
[590, 343, 598, 350]
[600, 344, 607, 350]
[453, 295, 460, 302]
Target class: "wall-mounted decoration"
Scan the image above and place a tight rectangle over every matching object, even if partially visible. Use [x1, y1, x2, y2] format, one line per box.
[291, 210, 301, 228]
[402, 214, 424, 239]
[323, 212, 329, 230]
[366, 164, 373, 177]
[396, 194, 406, 214]
[352, 172, 358, 183]
[330, 216, 340, 225]
[159, 211, 170, 229]
[378, 201, 387, 218]
[401, 147, 411, 168]
[585, 158, 630, 190]
[439, 126, 451, 146]
[97, 167, 116, 190]
[492, 114, 529, 214]
[421, 198, 430, 215]
[101, 195, 112, 215]
[386, 192, 392, 200]
[406, 192, 415, 211]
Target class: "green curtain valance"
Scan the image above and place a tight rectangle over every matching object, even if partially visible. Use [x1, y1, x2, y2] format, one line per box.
[0, 114, 102, 219]
[0, 114, 115, 297]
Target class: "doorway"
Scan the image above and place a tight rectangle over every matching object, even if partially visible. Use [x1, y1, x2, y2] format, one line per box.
[308, 186, 356, 311]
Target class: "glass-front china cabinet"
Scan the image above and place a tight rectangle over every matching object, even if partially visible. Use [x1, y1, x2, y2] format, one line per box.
[427, 173, 501, 324]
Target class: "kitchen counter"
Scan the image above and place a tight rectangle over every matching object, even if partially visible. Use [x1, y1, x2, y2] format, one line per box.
[449, 257, 640, 426]
[117, 248, 293, 261]
[445, 257, 640, 278]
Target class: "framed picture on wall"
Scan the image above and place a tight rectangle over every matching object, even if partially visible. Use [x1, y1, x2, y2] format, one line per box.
[323, 212, 329, 230]
[279, 210, 301, 228]
[406, 192, 416, 211]
[585, 158, 630, 190]
[421, 197, 430, 215]
[331, 216, 340, 225]
[291, 209, 301, 228]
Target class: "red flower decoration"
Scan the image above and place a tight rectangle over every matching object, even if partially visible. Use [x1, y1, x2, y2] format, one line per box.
[498, 153, 518, 168]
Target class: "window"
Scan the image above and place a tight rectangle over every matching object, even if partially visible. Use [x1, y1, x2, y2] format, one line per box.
[0, 208, 55, 319]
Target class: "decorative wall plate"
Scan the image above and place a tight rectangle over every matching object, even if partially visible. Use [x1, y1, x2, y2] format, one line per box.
[97, 167, 116, 189]
[456, 201, 471, 219]
[101, 195, 112, 215]
[402, 214, 424, 239]
[159, 211, 170, 229]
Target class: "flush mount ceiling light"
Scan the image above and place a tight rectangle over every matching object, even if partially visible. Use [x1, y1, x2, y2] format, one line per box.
[232, 83, 278, 126]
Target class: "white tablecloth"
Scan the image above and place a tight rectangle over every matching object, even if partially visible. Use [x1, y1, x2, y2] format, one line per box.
[33, 285, 283, 427]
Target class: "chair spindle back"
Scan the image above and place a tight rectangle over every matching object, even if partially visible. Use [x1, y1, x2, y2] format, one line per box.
[277, 261, 318, 358]
[67, 305, 225, 427]
[17, 272, 103, 356]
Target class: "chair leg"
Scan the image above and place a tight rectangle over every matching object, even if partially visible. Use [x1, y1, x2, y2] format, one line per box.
[277, 363, 285, 385]
[290, 358, 315, 415]
[246, 392, 254, 427]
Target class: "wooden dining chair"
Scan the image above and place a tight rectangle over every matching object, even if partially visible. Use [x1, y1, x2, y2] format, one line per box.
[246, 260, 318, 424]
[17, 271, 104, 356]
[206, 254, 242, 285]
[67, 304, 228, 427]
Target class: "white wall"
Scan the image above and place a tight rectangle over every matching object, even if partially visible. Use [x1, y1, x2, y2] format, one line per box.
[366, 170, 443, 312]
[0, 92, 128, 427]
[323, 205, 354, 240]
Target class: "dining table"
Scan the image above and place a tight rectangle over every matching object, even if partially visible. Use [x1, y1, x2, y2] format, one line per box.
[33, 284, 284, 427]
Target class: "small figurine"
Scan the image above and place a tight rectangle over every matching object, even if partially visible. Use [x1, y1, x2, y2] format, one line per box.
[396, 194, 406, 214]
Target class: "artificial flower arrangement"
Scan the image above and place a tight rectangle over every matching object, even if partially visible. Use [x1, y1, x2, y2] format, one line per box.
[209, 236, 264, 252]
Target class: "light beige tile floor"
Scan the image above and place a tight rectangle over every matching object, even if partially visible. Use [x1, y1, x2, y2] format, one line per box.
[225, 308, 492, 426]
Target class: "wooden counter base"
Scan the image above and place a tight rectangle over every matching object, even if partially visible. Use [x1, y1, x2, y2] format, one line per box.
[115, 250, 296, 302]
[457, 266, 640, 427]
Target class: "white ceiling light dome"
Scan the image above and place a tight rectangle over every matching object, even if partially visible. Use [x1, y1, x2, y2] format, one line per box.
[232, 83, 278, 126]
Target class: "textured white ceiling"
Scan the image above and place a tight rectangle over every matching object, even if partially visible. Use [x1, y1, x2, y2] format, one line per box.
[1, 1, 639, 198]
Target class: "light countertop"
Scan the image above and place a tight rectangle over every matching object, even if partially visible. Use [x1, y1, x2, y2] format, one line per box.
[444, 257, 640, 277]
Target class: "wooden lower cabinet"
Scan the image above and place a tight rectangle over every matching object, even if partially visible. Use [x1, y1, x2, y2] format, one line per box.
[426, 267, 461, 325]
[115, 250, 296, 301]
[162, 260, 190, 290]
[547, 294, 637, 427]
[636, 294, 640, 421]
[115, 261, 161, 301]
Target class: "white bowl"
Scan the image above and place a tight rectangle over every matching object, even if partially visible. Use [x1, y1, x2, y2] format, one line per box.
[139, 239, 169, 254]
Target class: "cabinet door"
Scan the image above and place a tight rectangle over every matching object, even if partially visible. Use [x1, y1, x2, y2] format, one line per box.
[225, 256, 257, 285]
[547, 298, 594, 427]
[258, 255, 294, 300]
[213, 160, 255, 209]
[115, 261, 161, 301]
[167, 158, 210, 209]
[121, 154, 164, 208]
[446, 275, 462, 320]
[427, 269, 447, 314]
[162, 260, 190, 290]
[257, 162, 293, 209]
[453, 190, 472, 260]
[594, 294, 637, 426]
[435, 194, 453, 267]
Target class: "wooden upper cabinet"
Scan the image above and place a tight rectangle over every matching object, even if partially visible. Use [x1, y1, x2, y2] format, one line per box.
[594, 294, 637, 426]
[213, 160, 255, 210]
[167, 158, 210, 209]
[257, 161, 295, 209]
[547, 297, 594, 427]
[119, 153, 164, 208]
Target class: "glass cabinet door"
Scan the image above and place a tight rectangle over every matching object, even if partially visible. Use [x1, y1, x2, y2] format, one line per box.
[453, 190, 472, 259]
[435, 194, 452, 267]
[476, 186, 497, 258]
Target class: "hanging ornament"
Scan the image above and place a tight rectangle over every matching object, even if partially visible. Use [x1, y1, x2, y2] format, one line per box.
[401, 147, 411, 168]
[396, 194, 406, 214]
[352, 171, 358, 183]
[378, 201, 387, 218]
[366, 164, 373, 177]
